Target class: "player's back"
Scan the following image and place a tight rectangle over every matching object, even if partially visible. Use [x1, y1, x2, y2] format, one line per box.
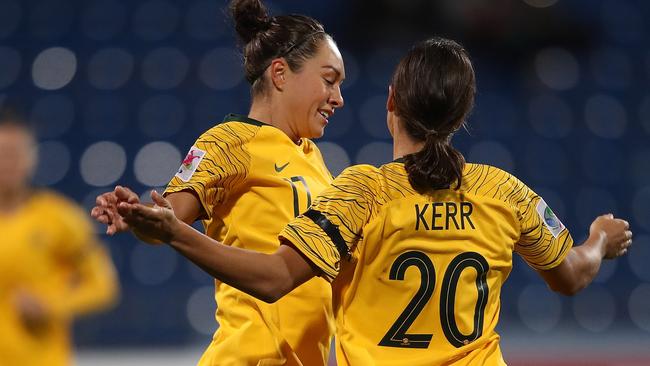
[284, 160, 572, 365]
[336, 161, 513, 365]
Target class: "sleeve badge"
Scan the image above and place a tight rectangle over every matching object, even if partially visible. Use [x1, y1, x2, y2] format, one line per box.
[176, 146, 206, 182]
[536, 198, 566, 238]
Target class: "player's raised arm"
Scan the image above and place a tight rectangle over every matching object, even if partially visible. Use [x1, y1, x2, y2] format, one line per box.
[538, 214, 632, 296]
[116, 190, 318, 303]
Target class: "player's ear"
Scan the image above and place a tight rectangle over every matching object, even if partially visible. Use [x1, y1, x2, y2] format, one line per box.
[270, 59, 288, 91]
[386, 85, 395, 112]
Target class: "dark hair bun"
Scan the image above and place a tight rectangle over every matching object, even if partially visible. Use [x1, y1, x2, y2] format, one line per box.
[230, 0, 272, 43]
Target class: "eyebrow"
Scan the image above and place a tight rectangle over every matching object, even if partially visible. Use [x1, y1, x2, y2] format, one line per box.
[322, 65, 344, 80]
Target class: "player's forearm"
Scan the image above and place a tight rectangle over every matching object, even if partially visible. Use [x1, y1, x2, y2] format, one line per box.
[169, 222, 294, 303]
[540, 232, 606, 296]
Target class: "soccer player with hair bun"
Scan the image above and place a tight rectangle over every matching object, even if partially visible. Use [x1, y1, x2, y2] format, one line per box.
[93, 0, 345, 364]
[108, 37, 633, 366]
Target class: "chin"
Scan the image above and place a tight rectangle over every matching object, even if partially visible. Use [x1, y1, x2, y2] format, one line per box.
[305, 122, 325, 139]
[310, 127, 326, 139]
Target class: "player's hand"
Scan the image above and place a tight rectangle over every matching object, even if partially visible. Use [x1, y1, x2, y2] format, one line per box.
[91, 185, 140, 235]
[589, 214, 632, 259]
[14, 290, 51, 336]
[116, 190, 180, 245]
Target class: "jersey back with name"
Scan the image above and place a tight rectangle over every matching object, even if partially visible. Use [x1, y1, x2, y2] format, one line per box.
[281, 162, 573, 366]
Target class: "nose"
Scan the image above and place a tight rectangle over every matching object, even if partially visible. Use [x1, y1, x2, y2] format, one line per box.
[330, 85, 344, 109]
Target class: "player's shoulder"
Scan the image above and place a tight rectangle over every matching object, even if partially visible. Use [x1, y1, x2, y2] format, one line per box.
[462, 163, 532, 199]
[463, 162, 520, 184]
[338, 163, 382, 179]
[333, 163, 394, 196]
[340, 158, 408, 174]
[197, 114, 263, 146]
[338, 160, 412, 186]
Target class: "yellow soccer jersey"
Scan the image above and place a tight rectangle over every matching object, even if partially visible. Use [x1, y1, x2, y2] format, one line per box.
[281, 161, 573, 366]
[165, 114, 334, 366]
[0, 190, 118, 366]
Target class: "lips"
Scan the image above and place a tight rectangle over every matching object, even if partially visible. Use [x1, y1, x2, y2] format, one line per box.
[318, 109, 333, 123]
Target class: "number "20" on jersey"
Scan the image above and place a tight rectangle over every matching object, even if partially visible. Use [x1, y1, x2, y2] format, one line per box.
[379, 251, 489, 349]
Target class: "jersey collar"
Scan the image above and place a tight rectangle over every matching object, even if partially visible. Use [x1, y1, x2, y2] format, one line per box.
[222, 113, 266, 126]
[222, 113, 309, 149]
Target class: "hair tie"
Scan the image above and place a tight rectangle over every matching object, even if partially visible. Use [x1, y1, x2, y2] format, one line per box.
[425, 129, 440, 139]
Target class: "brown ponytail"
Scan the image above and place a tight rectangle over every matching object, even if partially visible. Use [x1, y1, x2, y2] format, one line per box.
[391, 38, 476, 192]
[403, 135, 466, 192]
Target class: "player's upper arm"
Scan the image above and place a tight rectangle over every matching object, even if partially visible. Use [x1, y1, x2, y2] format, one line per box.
[504, 171, 574, 271]
[166, 191, 203, 224]
[279, 164, 379, 281]
[164, 124, 255, 220]
[275, 241, 321, 294]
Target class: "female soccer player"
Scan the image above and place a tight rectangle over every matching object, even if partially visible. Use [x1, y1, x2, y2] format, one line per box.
[0, 107, 119, 366]
[108, 37, 633, 365]
[92, 0, 344, 364]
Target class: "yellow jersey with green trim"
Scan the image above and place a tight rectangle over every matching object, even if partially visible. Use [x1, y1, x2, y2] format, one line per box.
[0, 190, 118, 366]
[280, 161, 573, 366]
[165, 114, 335, 366]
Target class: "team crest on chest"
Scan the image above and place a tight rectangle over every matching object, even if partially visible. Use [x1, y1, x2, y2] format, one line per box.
[176, 146, 206, 182]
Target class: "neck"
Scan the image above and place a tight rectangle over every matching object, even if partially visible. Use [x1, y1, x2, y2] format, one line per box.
[0, 186, 31, 213]
[394, 142, 424, 160]
[248, 98, 301, 145]
[392, 118, 425, 159]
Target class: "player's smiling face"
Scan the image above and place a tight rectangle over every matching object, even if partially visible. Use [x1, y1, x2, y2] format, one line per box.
[284, 37, 345, 140]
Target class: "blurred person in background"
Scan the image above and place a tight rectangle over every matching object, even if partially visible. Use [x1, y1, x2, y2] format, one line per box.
[92, 0, 345, 364]
[0, 105, 119, 366]
[105, 38, 633, 366]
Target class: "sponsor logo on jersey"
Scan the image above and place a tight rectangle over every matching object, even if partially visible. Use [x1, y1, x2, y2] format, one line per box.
[536, 198, 565, 238]
[275, 161, 290, 173]
[176, 146, 206, 182]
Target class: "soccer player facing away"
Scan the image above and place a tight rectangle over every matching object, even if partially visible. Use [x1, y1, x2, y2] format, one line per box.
[106, 38, 631, 366]
[92, 0, 345, 364]
[0, 107, 119, 366]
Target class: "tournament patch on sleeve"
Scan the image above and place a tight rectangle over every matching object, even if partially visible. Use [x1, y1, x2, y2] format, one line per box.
[536, 198, 566, 238]
[176, 146, 206, 182]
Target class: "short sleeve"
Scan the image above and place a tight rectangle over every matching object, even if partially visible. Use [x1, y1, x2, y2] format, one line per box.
[164, 124, 254, 219]
[510, 176, 574, 270]
[280, 165, 379, 281]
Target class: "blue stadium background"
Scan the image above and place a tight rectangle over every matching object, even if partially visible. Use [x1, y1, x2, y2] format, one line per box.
[1, 0, 649, 363]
